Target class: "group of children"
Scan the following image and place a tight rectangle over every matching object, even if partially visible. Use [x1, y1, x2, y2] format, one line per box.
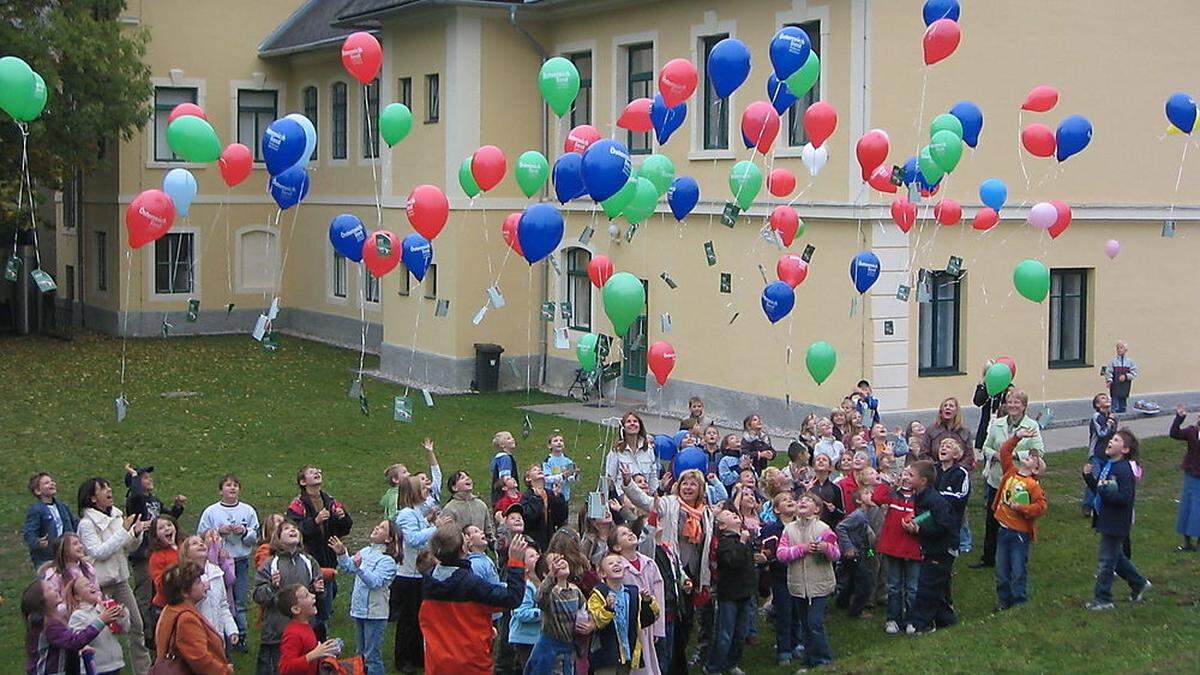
[19, 377, 1165, 674]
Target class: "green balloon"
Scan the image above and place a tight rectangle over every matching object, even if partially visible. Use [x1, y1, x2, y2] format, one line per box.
[929, 113, 963, 142]
[458, 157, 481, 198]
[515, 150, 549, 198]
[166, 115, 221, 163]
[917, 145, 944, 185]
[796, 219, 808, 239]
[1013, 259, 1050, 303]
[602, 271, 645, 337]
[805, 341, 837, 385]
[0, 56, 35, 119]
[784, 50, 821, 98]
[601, 179, 637, 220]
[729, 160, 763, 210]
[577, 333, 599, 372]
[539, 56, 580, 118]
[379, 103, 412, 147]
[984, 362, 1014, 397]
[11, 71, 47, 122]
[623, 177, 659, 225]
[638, 154, 675, 196]
[929, 129, 964, 174]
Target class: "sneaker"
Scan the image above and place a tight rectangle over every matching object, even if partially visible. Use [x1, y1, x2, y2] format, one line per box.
[1131, 580, 1152, 602]
[905, 623, 917, 635]
[777, 654, 793, 665]
[1081, 506, 1093, 518]
[884, 620, 899, 635]
[728, 668, 747, 675]
[792, 645, 806, 659]
[1084, 600, 1115, 611]
[967, 560, 993, 570]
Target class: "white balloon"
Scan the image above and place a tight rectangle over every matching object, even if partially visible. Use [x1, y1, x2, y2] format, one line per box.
[801, 142, 828, 176]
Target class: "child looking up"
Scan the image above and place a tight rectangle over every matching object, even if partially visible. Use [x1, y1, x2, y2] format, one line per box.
[587, 552, 660, 675]
[65, 577, 130, 675]
[707, 509, 760, 675]
[526, 552, 584, 674]
[542, 433, 579, 502]
[508, 542, 545, 670]
[22, 577, 124, 675]
[329, 520, 400, 675]
[760, 493, 800, 665]
[1083, 429, 1151, 610]
[776, 492, 841, 669]
[872, 467, 921, 635]
[933, 438, 971, 537]
[993, 427, 1048, 610]
[901, 460, 959, 633]
[277, 583, 341, 675]
[836, 488, 876, 619]
[442, 470, 496, 547]
[491, 431, 520, 502]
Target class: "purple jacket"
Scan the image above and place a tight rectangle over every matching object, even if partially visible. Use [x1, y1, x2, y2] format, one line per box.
[25, 614, 103, 675]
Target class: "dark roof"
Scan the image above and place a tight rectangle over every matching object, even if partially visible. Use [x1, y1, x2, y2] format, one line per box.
[259, 0, 378, 58]
[334, 0, 529, 27]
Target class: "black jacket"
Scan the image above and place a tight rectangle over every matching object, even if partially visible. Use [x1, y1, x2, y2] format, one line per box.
[933, 463, 970, 525]
[519, 488, 568, 550]
[913, 487, 959, 560]
[973, 383, 1006, 450]
[126, 483, 183, 562]
[1083, 459, 1137, 537]
[806, 477, 845, 528]
[714, 530, 757, 601]
[285, 490, 353, 568]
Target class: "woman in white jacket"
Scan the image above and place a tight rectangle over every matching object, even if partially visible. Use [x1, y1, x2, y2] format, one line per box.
[605, 411, 660, 496]
[76, 477, 150, 674]
[180, 535, 239, 650]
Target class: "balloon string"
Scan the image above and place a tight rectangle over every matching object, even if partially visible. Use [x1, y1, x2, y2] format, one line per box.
[913, 67, 930, 159]
[525, 264, 534, 395]
[1016, 110, 1031, 191]
[119, 249, 133, 396]
[1169, 140, 1190, 219]
[479, 200, 494, 280]
[364, 83, 383, 230]
[357, 262, 368, 383]
[274, 205, 302, 307]
[224, 187, 233, 304]
[403, 278, 424, 398]
[18, 123, 43, 269]
[162, 219, 186, 326]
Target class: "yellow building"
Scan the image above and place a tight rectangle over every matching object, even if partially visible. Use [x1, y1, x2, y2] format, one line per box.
[60, 0, 1200, 424]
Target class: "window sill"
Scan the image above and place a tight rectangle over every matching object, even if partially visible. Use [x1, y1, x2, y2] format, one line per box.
[918, 369, 966, 378]
[145, 161, 210, 170]
[772, 146, 811, 159]
[1049, 361, 1092, 370]
[688, 149, 734, 161]
[424, 119, 439, 125]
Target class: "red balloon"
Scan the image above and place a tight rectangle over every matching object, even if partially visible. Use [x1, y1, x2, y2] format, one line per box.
[769, 205, 800, 246]
[868, 165, 897, 194]
[776, 254, 809, 288]
[647, 340, 677, 386]
[167, 103, 206, 124]
[1048, 200, 1072, 239]
[658, 59, 698, 108]
[997, 356, 1017, 379]
[1021, 85, 1059, 113]
[406, 185, 449, 240]
[361, 230, 400, 278]
[501, 213, 523, 256]
[919, 182, 941, 199]
[934, 199, 962, 226]
[617, 98, 654, 132]
[1021, 123, 1056, 157]
[564, 125, 601, 154]
[587, 254, 614, 289]
[891, 197, 916, 233]
[741, 101, 780, 154]
[767, 168, 796, 197]
[972, 207, 999, 231]
[856, 129, 890, 181]
[471, 145, 507, 192]
[340, 32, 382, 84]
[923, 18, 961, 66]
[218, 143, 253, 187]
[802, 101, 838, 148]
[125, 190, 176, 250]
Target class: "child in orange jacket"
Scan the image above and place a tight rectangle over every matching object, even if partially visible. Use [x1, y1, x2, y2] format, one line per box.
[992, 428, 1048, 610]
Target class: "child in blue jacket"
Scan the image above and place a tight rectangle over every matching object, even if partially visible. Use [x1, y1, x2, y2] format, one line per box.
[330, 521, 400, 675]
[1082, 429, 1151, 610]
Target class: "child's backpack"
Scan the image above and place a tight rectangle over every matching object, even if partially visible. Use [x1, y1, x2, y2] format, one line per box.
[319, 656, 366, 675]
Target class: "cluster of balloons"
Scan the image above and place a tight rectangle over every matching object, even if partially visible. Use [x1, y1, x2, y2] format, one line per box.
[459, 145, 513, 198]
[921, 0, 963, 65]
[984, 356, 1017, 396]
[973, 177, 1007, 230]
[1019, 85, 1092, 162]
[575, 268, 668, 383]
[1026, 200, 1072, 239]
[0, 56, 47, 122]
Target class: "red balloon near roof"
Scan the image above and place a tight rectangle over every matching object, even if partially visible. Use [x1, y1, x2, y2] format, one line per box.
[341, 32, 382, 84]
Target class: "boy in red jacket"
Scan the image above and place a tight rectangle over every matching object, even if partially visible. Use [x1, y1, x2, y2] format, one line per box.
[872, 466, 922, 635]
[277, 584, 341, 675]
[994, 427, 1048, 610]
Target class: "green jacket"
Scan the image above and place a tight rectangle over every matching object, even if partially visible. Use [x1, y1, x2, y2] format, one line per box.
[982, 415, 1043, 489]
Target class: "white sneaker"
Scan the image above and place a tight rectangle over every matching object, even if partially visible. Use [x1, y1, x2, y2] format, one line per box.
[1131, 580, 1152, 603]
[884, 620, 899, 635]
[905, 624, 917, 635]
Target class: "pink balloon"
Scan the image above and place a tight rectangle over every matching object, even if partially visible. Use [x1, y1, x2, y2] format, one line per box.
[767, 168, 796, 197]
[658, 59, 698, 108]
[168, 103, 206, 124]
[564, 125, 601, 154]
[617, 98, 653, 132]
[1022, 85, 1059, 113]
[741, 101, 780, 154]
[1021, 124, 1056, 157]
[1027, 202, 1057, 229]
[1104, 239, 1120, 259]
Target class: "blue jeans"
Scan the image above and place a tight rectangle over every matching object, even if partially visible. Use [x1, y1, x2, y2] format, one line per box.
[795, 595, 832, 667]
[705, 597, 754, 673]
[1081, 456, 1105, 509]
[232, 556, 249, 637]
[959, 518, 974, 553]
[885, 555, 919, 624]
[911, 555, 957, 631]
[655, 618, 674, 674]
[355, 618, 388, 675]
[315, 576, 337, 640]
[770, 578, 800, 658]
[526, 634, 576, 675]
[1095, 533, 1146, 603]
[995, 527, 1030, 608]
[1113, 396, 1128, 413]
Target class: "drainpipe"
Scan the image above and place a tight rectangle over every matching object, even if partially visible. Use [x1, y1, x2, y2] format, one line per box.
[509, 5, 552, 387]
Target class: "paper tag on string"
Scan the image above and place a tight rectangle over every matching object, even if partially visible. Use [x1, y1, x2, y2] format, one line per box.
[907, 184, 920, 203]
[548, 255, 562, 276]
[559, 301, 573, 321]
[554, 327, 570, 349]
[508, 359, 521, 379]
[393, 396, 413, 422]
[896, 284, 911, 302]
[889, 165, 905, 186]
[801, 244, 816, 263]
[720, 202, 740, 227]
[704, 241, 717, 266]
[1162, 220, 1176, 237]
[359, 389, 369, 417]
[31, 269, 57, 293]
[719, 273, 731, 294]
[161, 318, 172, 338]
[849, 296, 858, 317]
[4, 256, 21, 282]
[252, 314, 268, 341]
[946, 255, 963, 277]
[522, 414, 533, 439]
[186, 298, 199, 323]
[597, 334, 612, 360]
[422, 389, 434, 407]
[660, 313, 672, 333]
[540, 302, 555, 321]
[261, 331, 279, 352]
[347, 379, 362, 399]
[226, 303, 235, 317]
[757, 264, 769, 285]
[587, 491, 607, 519]
[728, 312, 739, 325]
[625, 223, 639, 243]
[114, 395, 129, 423]
[786, 346, 792, 364]
[660, 272, 677, 289]
[578, 225, 594, 245]
[472, 305, 488, 325]
[785, 393, 791, 406]
[884, 320, 894, 336]
[435, 299, 449, 317]
[266, 297, 280, 321]
[487, 285, 506, 309]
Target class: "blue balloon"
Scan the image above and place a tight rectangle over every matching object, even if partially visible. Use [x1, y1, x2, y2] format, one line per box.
[284, 113, 317, 168]
[769, 26, 812, 80]
[978, 178, 1008, 212]
[650, 94, 687, 145]
[761, 281, 795, 324]
[1055, 115, 1092, 162]
[401, 233, 433, 282]
[328, 214, 367, 263]
[901, 156, 919, 185]
[261, 118, 307, 175]
[673, 447, 707, 475]
[922, 0, 960, 25]
[581, 139, 631, 202]
[767, 74, 798, 115]
[667, 176, 699, 221]
[707, 37, 751, 98]
[552, 152, 586, 204]
[849, 251, 881, 294]
[655, 434, 678, 462]
[517, 203, 564, 264]
[1166, 92, 1196, 134]
[948, 101, 983, 148]
[161, 168, 197, 217]
[268, 165, 309, 210]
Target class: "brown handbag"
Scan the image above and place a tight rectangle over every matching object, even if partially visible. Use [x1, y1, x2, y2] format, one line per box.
[147, 610, 190, 675]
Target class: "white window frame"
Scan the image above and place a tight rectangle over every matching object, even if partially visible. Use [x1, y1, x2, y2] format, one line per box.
[328, 78, 351, 167]
[553, 39, 597, 155]
[363, 269, 382, 309]
[233, 225, 279, 295]
[773, 4, 831, 158]
[611, 31, 658, 161]
[146, 76, 207, 170]
[146, 226, 200, 302]
[561, 246, 593, 333]
[299, 81, 320, 161]
[228, 79, 286, 167]
[689, 15, 738, 161]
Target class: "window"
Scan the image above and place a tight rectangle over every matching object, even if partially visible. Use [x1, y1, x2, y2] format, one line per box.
[1049, 269, 1088, 366]
[302, 86, 318, 160]
[365, 271, 380, 304]
[568, 52, 592, 127]
[332, 253, 347, 298]
[331, 82, 348, 159]
[398, 77, 412, 108]
[153, 87, 198, 161]
[95, 231, 107, 292]
[237, 90, 278, 162]
[626, 44, 653, 154]
[154, 232, 194, 294]
[423, 264, 438, 299]
[701, 35, 729, 150]
[397, 264, 411, 296]
[362, 78, 380, 158]
[918, 271, 961, 374]
[425, 74, 439, 123]
[565, 248, 592, 331]
[787, 21, 821, 147]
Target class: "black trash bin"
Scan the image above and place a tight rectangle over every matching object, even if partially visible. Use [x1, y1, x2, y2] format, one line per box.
[473, 343, 505, 392]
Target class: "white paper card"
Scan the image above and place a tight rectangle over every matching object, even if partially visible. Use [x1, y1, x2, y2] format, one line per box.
[554, 326, 570, 349]
[487, 285, 506, 308]
[472, 305, 488, 325]
[252, 314, 268, 341]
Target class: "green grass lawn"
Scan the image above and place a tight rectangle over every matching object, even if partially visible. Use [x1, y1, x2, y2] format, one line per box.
[1, 332, 1196, 673]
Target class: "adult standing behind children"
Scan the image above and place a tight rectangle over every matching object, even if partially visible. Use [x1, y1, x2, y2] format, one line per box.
[1104, 341, 1138, 413]
[197, 473, 259, 650]
[155, 561, 233, 673]
[605, 412, 659, 497]
[286, 464, 352, 641]
[24, 472, 77, 569]
[1169, 404, 1200, 552]
[123, 464, 185, 649]
[973, 390, 1042, 570]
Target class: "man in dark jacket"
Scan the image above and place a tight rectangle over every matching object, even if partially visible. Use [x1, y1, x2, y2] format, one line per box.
[23, 472, 78, 567]
[903, 460, 959, 633]
[707, 509, 758, 675]
[124, 464, 185, 647]
[286, 464, 352, 640]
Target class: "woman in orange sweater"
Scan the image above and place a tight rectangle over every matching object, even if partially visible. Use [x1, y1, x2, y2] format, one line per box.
[156, 561, 233, 673]
[992, 427, 1048, 611]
